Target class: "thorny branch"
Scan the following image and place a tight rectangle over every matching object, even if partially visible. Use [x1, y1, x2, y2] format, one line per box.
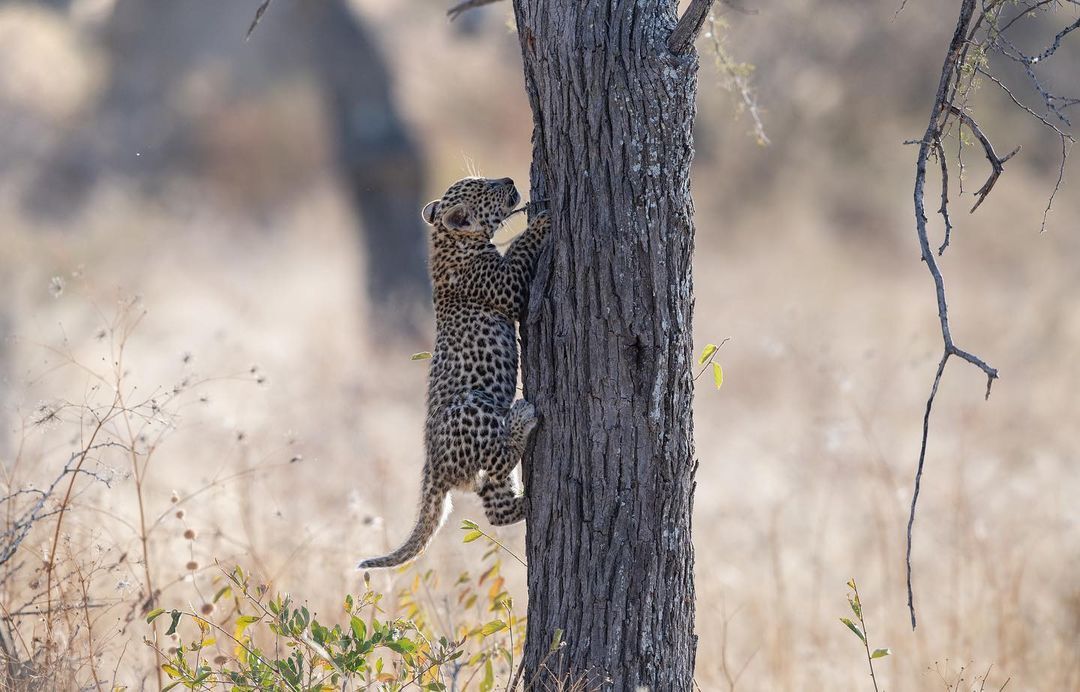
[906, 0, 1078, 630]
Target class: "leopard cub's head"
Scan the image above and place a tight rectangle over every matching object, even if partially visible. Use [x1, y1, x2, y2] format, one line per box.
[421, 177, 520, 239]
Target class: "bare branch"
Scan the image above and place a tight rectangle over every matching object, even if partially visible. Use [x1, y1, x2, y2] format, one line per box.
[945, 105, 1020, 212]
[907, 0, 1077, 630]
[907, 0, 1000, 631]
[245, 0, 273, 41]
[906, 352, 949, 631]
[1042, 135, 1070, 233]
[933, 138, 953, 255]
[997, 0, 1058, 35]
[668, 0, 718, 54]
[447, 0, 504, 21]
[975, 66, 1073, 139]
[1029, 15, 1080, 63]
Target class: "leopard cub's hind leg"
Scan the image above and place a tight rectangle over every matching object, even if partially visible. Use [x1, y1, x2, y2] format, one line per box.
[507, 399, 538, 449]
[479, 476, 525, 525]
[477, 399, 538, 526]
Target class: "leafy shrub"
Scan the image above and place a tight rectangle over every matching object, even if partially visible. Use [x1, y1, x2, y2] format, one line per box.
[149, 532, 525, 691]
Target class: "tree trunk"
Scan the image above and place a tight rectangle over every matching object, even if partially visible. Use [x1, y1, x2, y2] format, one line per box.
[513, 1, 701, 688]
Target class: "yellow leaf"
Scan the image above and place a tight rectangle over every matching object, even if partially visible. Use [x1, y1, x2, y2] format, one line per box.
[234, 615, 260, 641]
[462, 530, 483, 543]
[411, 352, 433, 361]
[698, 343, 718, 365]
[712, 362, 724, 389]
[480, 619, 507, 636]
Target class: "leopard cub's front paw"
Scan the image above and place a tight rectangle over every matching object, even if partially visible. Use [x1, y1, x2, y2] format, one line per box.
[529, 210, 551, 233]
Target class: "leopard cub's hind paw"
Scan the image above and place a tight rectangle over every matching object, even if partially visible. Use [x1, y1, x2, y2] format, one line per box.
[509, 399, 539, 437]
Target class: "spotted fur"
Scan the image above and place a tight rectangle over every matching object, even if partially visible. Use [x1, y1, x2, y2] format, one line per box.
[357, 177, 550, 569]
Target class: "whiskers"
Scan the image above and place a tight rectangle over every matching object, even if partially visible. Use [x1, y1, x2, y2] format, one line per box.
[462, 155, 482, 179]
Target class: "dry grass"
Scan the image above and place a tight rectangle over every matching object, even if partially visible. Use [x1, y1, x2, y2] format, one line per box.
[1, 0, 1078, 689]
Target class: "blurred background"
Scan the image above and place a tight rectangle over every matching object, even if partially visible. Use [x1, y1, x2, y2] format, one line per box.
[1, 0, 1077, 689]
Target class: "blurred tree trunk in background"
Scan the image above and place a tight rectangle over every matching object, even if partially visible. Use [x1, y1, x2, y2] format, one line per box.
[302, 0, 430, 328]
[513, 1, 702, 688]
[25, 0, 429, 333]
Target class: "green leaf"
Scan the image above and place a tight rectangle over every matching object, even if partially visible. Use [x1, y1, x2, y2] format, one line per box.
[480, 619, 507, 636]
[411, 352, 433, 361]
[462, 530, 484, 543]
[350, 615, 367, 643]
[698, 343, 718, 365]
[840, 618, 865, 643]
[712, 362, 724, 389]
[479, 658, 495, 692]
[146, 608, 165, 624]
[460, 519, 479, 530]
[165, 610, 182, 636]
[871, 648, 891, 659]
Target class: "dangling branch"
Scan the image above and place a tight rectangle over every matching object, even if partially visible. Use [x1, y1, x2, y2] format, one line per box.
[905, 0, 1078, 630]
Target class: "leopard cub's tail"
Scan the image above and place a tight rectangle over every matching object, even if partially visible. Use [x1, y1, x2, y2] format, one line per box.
[356, 484, 450, 570]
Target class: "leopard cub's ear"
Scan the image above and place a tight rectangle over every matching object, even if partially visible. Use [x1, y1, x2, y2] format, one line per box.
[421, 200, 440, 225]
[441, 204, 473, 232]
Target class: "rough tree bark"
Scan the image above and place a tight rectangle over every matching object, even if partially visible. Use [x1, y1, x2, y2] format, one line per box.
[513, 1, 707, 688]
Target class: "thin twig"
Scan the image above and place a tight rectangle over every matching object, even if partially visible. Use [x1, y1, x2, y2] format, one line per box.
[933, 137, 953, 255]
[945, 106, 1020, 212]
[1041, 135, 1070, 233]
[447, 0, 503, 21]
[906, 353, 948, 630]
[246, 0, 273, 40]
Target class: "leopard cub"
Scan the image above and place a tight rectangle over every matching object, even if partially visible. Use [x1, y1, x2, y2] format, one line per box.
[357, 177, 550, 569]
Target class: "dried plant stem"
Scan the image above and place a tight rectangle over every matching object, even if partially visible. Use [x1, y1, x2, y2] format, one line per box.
[44, 396, 119, 662]
[851, 581, 881, 692]
[74, 557, 103, 690]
